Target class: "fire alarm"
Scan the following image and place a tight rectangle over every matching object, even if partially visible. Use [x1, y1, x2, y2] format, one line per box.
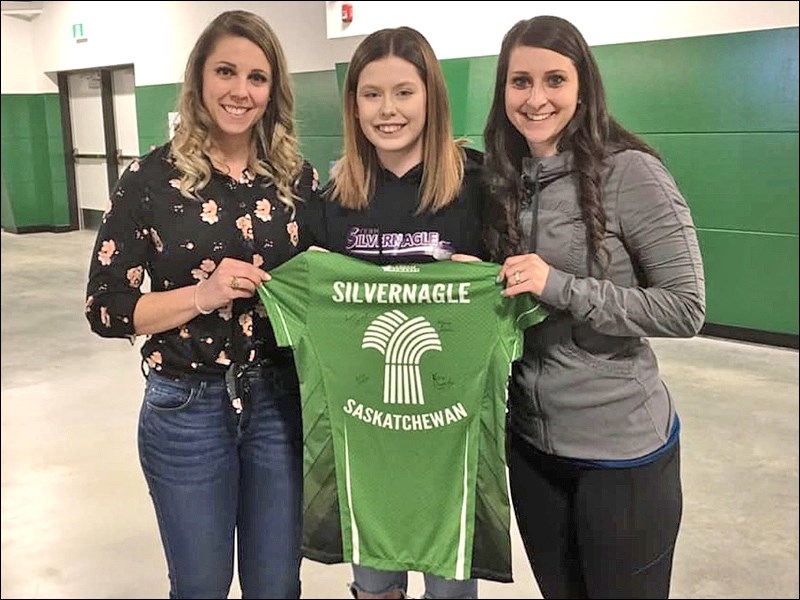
[341, 3, 353, 23]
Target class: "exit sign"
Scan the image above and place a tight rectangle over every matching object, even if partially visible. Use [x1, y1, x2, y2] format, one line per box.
[72, 23, 87, 42]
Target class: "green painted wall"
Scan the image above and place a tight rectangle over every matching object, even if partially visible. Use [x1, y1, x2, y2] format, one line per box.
[1, 27, 797, 335]
[134, 83, 181, 153]
[293, 69, 344, 181]
[1, 93, 68, 230]
[595, 28, 799, 334]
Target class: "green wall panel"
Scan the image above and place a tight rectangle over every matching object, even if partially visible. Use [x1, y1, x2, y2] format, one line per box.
[463, 55, 497, 137]
[335, 62, 348, 96]
[1, 170, 13, 230]
[292, 70, 345, 182]
[440, 59, 470, 136]
[0, 93, 67, 230]
[43, 94, 63, 136]
[47, 139, 67, 183]
[647, 132, 799, 234]
[43, 95, 69, 228]
[298, 135, 343, 184]
[1, 94, 34, 140]
[293, 70, 343, 138]
[26, 96, 47, 142]
[595, 27, 798, 133]
[2, 139, 38, 182]
[50, 185, 70, 225]
[4, 179, 40, 226]
[134, 83, 180, 151]
[698, 229, 798, 333]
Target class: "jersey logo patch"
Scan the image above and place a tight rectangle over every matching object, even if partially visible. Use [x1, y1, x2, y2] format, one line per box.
[361, 309, 442, 405]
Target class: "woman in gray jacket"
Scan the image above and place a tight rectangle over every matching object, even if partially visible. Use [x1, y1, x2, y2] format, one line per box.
[479, 15, 705, 599]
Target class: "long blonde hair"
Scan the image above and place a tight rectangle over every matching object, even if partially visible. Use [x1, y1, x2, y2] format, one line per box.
[332, 27, 465, 213]
[170, 10, 302, 210]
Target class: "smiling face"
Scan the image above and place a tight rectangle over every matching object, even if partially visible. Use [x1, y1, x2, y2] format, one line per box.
[504, 45, 580, 157]
[355, 55, 426, 174]
[201, 34, 272, 146]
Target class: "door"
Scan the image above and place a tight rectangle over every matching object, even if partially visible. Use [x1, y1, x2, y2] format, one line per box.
[68, 70, 106, 230]
[59, 65, 140, 230]
[112, 67, 140, 177]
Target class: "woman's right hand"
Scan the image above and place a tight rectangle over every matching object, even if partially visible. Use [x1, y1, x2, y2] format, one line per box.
[195, 257, 271, 312]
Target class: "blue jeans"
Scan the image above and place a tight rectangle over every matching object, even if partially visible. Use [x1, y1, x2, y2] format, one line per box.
[138, 365, 303, 599]
[351, 565, 478, 599]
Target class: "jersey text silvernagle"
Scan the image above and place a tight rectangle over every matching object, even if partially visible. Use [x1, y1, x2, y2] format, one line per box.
[332, 281, 471, 304]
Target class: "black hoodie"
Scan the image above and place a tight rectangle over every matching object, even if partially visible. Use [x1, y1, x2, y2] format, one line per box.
[304, 147, 487, 264]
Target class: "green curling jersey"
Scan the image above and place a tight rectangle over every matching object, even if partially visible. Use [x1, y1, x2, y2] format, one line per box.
[257, 251, 547, 582]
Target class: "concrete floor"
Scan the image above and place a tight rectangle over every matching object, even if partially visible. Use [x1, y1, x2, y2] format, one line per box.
[1, 229, 798, 599]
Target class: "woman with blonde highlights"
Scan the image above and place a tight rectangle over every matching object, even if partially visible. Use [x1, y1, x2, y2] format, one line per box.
[85, 10, 319, 598]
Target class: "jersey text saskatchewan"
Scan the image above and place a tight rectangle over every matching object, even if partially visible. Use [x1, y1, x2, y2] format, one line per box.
[343, 399, 468, 430]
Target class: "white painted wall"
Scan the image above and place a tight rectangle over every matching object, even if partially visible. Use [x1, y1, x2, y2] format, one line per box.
[1, 9, 36, 92]
[326, 1, 799, 58]
[1, 1, 798, 94]
[1, 1, 365, 93]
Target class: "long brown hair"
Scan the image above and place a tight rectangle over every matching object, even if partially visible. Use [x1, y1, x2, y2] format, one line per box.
[331, 26, 465, 213]
[483, 16, 659, 268]
[170, 10, 302, 210]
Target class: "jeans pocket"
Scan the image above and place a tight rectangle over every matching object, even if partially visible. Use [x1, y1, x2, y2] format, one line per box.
[144, 373, 196, 411]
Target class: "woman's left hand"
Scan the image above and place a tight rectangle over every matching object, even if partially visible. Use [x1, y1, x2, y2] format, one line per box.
[499, 253, 551, 297]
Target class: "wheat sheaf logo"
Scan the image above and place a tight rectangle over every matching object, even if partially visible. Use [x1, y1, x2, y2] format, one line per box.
[361, 310, 442, 405]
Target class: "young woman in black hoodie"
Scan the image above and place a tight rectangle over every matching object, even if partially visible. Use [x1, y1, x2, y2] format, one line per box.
[305, 26, 487, 600]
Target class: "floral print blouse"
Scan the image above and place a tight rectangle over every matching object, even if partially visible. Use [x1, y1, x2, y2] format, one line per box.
[85, 143, 319, 380]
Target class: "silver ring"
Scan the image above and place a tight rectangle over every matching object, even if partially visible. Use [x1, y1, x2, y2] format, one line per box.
[230, 276, 240, 290]
[513, 271, 521, 285]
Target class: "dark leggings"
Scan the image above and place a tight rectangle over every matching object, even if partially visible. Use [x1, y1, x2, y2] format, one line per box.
[507, 431, 682, 599]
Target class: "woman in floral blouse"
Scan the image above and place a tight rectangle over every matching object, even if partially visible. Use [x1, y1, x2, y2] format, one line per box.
[85, 10, 318, 598]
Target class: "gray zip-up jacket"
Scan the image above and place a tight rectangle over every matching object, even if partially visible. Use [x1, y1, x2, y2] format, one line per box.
[509, 149, 705, 460]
